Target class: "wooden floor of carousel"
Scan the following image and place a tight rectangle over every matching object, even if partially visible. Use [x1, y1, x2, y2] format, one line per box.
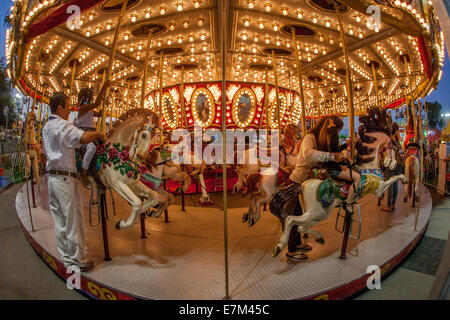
[15, 175, 432, 300]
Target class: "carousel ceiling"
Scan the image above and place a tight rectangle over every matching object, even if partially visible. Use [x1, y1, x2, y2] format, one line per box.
[5, 0, 446, 121]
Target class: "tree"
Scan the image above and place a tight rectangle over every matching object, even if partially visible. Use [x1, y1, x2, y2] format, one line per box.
[425, 101, 445, 129]
[0, 57, 18, 129]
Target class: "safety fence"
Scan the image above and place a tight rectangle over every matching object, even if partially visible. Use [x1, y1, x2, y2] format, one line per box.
[0, 153, 27, 191]
[424, 157, 450, 196]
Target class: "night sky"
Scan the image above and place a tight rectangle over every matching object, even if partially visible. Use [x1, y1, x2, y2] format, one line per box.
[0, 0, 448, 114]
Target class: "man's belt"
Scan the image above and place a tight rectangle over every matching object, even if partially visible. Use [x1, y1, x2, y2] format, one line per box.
[49, 170, 78, 178]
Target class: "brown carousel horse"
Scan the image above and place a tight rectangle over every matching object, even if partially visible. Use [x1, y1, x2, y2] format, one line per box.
[239, 123, 303, 227]
[25, 113, 41, 184]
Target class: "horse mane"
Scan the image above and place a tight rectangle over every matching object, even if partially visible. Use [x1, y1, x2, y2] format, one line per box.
[356, 107, 392, 165]
[108, 108, 160, 138]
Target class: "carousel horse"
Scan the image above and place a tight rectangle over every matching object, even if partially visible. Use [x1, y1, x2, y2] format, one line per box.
[271, 108, 406, 257]
[402, 117, 421, 206]
[24, 113, 41, 184]
[403, 142, 420, 206]
[233, 123, 302, 193]
[84, 109, 170, 230]
[162, 133, 212, 205]
[139, 145, 192, 217]
[240, 124, 303, 227]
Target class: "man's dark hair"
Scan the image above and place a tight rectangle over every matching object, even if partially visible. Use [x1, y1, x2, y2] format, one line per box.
[50, 92, 68, 114]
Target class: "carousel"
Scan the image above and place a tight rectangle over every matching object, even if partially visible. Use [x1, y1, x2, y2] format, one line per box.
[5, 0, 445, 299]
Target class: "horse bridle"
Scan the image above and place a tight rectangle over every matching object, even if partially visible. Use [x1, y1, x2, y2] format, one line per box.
[131, 125, 159, 161]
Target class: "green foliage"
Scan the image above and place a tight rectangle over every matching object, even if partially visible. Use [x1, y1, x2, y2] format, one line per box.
[0, 57, 18, 129]
[425, 101, 445, 129]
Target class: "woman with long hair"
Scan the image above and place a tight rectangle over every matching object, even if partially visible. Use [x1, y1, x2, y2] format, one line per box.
[284, 115, 347, 261]
[316, 117, 361, 208]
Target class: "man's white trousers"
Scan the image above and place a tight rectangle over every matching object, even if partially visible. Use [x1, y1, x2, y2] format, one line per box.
[48, 175, 86, 266]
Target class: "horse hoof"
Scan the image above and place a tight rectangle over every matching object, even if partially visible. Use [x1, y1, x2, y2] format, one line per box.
[115, 220, 122, 230]
[272, 246, 282, 258]
[242, 213, 249, 223]
[248, 218, 255, 228]
[316, 238, 325, 245]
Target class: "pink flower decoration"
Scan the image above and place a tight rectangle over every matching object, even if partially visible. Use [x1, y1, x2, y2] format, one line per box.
[108, 162, 112, 167]
[108, 147, 118, 160]
[127, 171, 134, 178]
[119, 150, 130, 162]
[125, 146, 130, 152]
[96, 144, 106, 155]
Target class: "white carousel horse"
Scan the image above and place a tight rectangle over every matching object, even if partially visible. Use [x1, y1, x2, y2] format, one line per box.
[240, 124, 302, 227]
[272, 108, 406, 256]
[24, 113, 41, 184]
[403, 142, 420, 206]
[85, 109, 170, 230]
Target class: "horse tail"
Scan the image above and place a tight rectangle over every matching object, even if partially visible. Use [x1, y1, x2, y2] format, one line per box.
[242, 172, 261, 197]
[405, 156, 413, 199]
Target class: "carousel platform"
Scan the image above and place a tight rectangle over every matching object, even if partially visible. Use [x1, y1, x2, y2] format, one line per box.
[15, 176, 432, 300]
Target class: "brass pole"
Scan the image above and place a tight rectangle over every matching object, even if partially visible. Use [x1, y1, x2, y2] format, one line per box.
[180, 66, 186, 129]
[68, 61, 77, 108]
[404, 55, 417, 142]
[126, 80, 131, 112]
[261, 66, 269, 133]
[158, 52, 164, 144]
[291, 27, 307, 136]
[37, 87, 47, 141]
[158, 52, 164, 117]
[271, 50, 281, 143]
[371, 62, 380, 109]
[220, 0, 229, 300]
[335, 2, 355, 160]
[100, 0, 129, 133]
[315, 80, 321, 119]
[140, 29, 153, 108]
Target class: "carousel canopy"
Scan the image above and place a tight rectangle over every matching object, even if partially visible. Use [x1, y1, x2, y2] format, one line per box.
[4, 0, 446, 128]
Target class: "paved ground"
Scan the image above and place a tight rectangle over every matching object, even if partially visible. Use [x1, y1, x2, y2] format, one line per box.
[0, 184, 448, 300]
[355, 191, 450, 300]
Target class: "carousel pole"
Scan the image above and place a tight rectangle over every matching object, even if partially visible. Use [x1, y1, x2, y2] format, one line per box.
[158, 51, 164, 144]
[271, 50, 281, 144]
[404, 54, 417, 142]
[180, 66, 186, 129]
[261, 66, 270, 133]
[291, 27, 307, 135]
[37, 87, 47, 141]
[68, 60, 78, 108]
[99, 0, 129, 134]
[370, 62, 380, 108]
[409, 63, 424, 231]
[335, 0, 356, 259]
[220, 0, 230, 300]
[140, 27, 153, 109]
[315, 80, 321, 120]
[99, 0, 129, 262]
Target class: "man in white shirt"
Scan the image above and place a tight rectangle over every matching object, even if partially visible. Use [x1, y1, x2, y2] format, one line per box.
[42, 92, 105, 272]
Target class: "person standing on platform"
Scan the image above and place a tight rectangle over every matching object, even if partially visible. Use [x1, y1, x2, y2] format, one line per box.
[42, 92, 105, 272]
[382, 122, 403, 212]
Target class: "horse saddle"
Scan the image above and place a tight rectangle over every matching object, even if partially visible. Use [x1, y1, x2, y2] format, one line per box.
[317, 178, 350, 208]
[269, 182, 302, 230]
[405, 143, 420, 159]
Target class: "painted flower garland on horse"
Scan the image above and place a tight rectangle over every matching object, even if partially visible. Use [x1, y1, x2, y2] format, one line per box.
[96, 142, 147, 180]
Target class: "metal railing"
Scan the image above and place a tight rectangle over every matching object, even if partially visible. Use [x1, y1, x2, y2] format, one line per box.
[0, 153, 27, 192]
